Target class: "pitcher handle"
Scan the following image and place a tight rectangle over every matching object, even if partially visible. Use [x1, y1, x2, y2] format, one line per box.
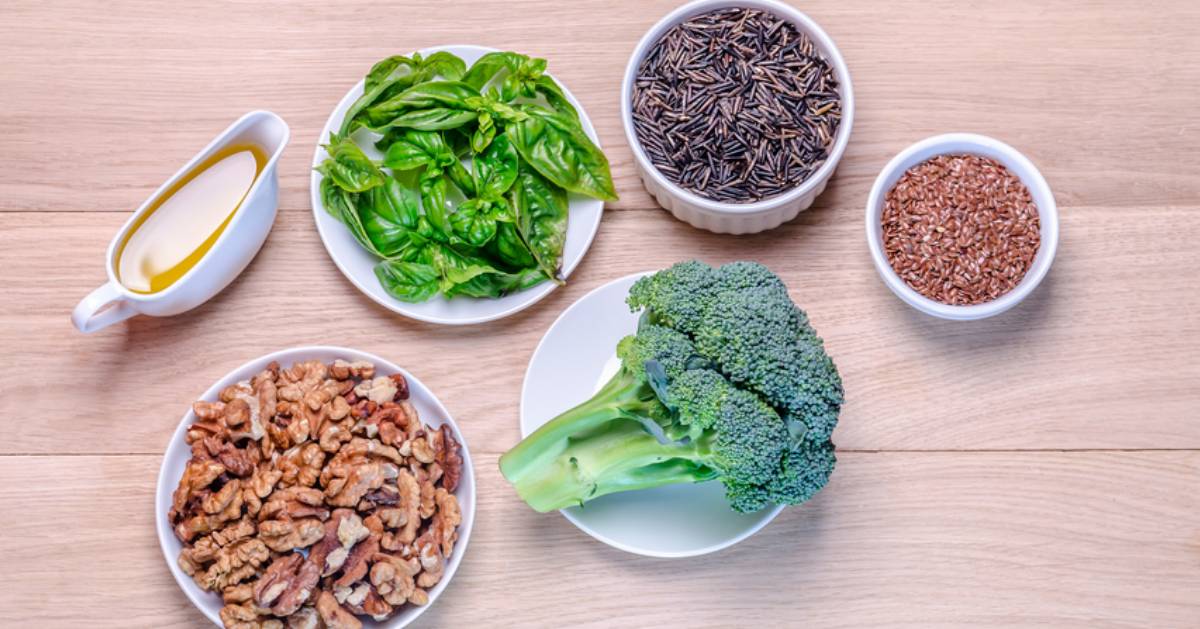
[72, 282, 136, 333]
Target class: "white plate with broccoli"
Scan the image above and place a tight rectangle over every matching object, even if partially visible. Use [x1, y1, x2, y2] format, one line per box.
[506, 262, 844, 557]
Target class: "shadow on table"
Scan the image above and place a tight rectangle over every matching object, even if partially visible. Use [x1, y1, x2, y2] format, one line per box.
[577, 489, 830, 572]
[893, 267, 1061, 351]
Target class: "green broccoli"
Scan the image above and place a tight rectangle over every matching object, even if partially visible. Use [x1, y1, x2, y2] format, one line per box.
[629, 260, 844, 443]
[499, 260, 842, 513]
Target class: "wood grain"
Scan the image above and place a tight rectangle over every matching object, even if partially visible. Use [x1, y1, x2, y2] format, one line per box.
[2, 0, 1199, 626]
[1, 1, 1199, 213]
[0, 452, 1196, 628]
[1, 206, 1196, 454]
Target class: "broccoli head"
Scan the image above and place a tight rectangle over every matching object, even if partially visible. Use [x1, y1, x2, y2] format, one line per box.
[630, 261, 844, 443]
[499, 260, 843, 514]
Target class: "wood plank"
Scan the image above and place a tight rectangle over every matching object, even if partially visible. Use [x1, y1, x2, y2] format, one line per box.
[1, 0, 1199, 213]
[1, 206, 1196, 454]
[0, 452, 1195, 628]
[4, 1, 1199, 627]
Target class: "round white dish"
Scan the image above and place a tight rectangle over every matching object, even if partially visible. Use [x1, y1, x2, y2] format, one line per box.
[155, 346, 477, 628]
[865, 133, 1059, 320]
[620, 0, 854, 234]
[311, 44, 605, 325]
[519, 273, 783, 558]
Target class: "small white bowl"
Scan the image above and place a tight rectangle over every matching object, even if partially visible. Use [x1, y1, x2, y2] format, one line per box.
[155, 346, 476, 628]
[865, 133, 1059, 320]
[520, 273, 783, 558]
[311, 45, 605, 326]
[620, 0, 854, 234]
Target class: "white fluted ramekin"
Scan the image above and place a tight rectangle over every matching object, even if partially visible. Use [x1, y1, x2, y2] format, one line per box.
[620, 0, 854, 234]
[865, 133, 1059, 320]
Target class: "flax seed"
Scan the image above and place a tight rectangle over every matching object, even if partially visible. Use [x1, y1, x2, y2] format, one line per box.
[881, 155, 1041, 305]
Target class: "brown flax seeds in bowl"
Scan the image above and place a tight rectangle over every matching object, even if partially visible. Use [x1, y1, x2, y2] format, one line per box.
[881, 155, 1041, 306]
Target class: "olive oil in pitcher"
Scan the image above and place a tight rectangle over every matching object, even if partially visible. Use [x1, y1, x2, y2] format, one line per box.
[115, 144, 266, 293]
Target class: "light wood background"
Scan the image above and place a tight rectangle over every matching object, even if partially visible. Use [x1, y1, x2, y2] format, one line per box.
[2, 0, 1198, 627]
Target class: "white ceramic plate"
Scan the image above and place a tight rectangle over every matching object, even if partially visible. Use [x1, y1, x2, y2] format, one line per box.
[155, 346, 477, 628]
[311, 44, 605, 325]
[519, 273, 784, 558]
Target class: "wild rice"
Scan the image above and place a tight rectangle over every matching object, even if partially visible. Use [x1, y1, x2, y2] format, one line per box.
[630, 7, 841, 203]
[881, 155, 1041, 306]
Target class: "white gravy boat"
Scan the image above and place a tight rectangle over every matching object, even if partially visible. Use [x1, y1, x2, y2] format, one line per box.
[71, 110, 290, 333]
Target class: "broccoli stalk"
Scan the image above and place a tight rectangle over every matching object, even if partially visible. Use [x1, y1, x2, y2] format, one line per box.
[500, 331, 718, 512]
[500, 261, 843, 514]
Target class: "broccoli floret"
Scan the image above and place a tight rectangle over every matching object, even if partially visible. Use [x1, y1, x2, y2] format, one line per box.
[769, 442, 837, 506]
[627, 260, 791, 334]
[499, 260, 842, 514]
[631, 261, 844, 443]
[667, 369, 788, 488]
[626, 260, 715, 334]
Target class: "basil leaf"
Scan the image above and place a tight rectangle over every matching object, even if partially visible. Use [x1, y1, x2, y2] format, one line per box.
[428, 242, 545, 298]
[374, 260, 440, 303]
[446, 266, 546, 298]
[382, 130, 455, 171]
[511, 167, 568, 281]
[491, 221, 536, 269]
[340, 56, 421, 135]
[534, 75, 578, 118]
[448, 198, 503, 247]
[419, 172, 452, 239]
[367, 81, 478, 120]
[387, 107, 477, 131]
[471, 111, 496, 153]
[500, 56, 547, 101]
[522, 57, 548, 81]
[374, 128, 404, 153]
[418, 51, 467, 81]
[320, 176, 379, 256]
[446, 161, 475, 197]
[427, 243, 494, 288]
[464, 52, 554, 105]
[362, 177, 421, 256]
[446, 127, 473, 157]
[462, 51, 524, 91]
[316, 134, 384, 193]
[466, 90, 528, 123]
[472, 133, 519, 198]
[383, 141, 431, 171]
[366, 55, 417, 92]
[508, 108, 617, 201]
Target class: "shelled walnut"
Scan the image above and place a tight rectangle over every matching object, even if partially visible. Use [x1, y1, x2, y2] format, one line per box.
[169, 359, 464, 628]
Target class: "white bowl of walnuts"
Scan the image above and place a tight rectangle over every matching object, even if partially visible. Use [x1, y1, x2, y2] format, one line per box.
[155, 346, 476, 628]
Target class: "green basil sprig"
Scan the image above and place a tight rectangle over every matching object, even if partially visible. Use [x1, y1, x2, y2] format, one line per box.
[462, 51, 577, 117]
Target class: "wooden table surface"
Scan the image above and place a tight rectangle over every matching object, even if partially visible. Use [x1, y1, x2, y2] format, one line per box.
[2, 1, 1199, 627]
